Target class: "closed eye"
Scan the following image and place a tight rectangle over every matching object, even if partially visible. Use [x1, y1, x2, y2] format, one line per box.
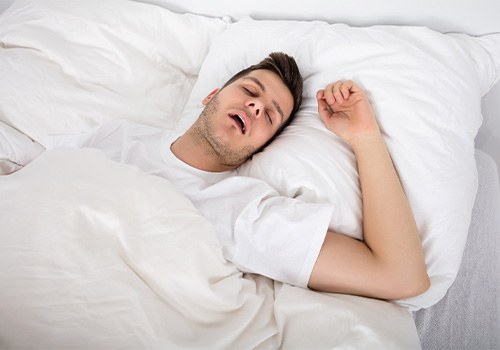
[243, 87, 257, 97]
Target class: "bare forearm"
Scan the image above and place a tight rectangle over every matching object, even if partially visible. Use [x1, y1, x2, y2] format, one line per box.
[311, 80, 429, 299]
[352, 133, 428, 288]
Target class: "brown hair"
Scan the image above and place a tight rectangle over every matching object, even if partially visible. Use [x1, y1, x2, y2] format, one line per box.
[222, 52, 303, 142]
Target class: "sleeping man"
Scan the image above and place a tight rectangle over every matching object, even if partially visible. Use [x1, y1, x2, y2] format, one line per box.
[46, 52, 430, 300]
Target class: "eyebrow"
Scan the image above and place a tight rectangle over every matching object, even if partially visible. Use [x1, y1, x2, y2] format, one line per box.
[243, 76, 285, 123]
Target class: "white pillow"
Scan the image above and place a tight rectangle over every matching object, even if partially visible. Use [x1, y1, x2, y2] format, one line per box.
[0, 0, 228, 145]
[180, 16, 500, 310]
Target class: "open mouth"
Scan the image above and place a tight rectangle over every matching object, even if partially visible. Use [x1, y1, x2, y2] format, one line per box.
[230, 113, 246, 134]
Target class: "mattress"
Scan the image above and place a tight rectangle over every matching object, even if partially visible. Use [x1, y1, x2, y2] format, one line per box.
[414, 150, 500, 349]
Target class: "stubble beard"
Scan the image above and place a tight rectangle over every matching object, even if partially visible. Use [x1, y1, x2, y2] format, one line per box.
[191, 94, 257, 168]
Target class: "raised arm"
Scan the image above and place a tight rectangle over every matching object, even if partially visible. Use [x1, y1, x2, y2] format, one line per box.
[308, 80, 429, 300]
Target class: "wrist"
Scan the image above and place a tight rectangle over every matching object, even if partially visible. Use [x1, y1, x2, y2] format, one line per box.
[349, 131, 385, 153]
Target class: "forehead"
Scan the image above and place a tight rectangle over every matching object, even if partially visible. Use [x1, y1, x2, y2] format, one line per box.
[239, 69, 294, 119]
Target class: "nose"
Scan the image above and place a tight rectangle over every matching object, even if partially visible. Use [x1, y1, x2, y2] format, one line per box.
[247, 100, 264, 119]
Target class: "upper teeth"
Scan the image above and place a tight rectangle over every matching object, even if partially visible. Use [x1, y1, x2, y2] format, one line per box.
[235, 114, 246, 132]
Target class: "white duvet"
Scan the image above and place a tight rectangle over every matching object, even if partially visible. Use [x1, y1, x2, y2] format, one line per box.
[2, 0, 497, 347]
[0, 148, 420, 348]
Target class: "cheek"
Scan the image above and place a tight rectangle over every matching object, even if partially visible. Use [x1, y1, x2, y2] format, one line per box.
[252, 128, 276, 147]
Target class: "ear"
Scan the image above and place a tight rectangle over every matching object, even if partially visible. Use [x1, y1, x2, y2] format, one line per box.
[202, 88, 220, 106]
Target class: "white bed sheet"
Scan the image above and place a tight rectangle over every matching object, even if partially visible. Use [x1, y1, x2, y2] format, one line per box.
[414, 150, 500, 349]
[0, 145, 420, 349]
[1, 0, 497, 347]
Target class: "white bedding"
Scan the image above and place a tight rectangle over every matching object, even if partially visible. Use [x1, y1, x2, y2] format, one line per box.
[0, 147, 420, 348]
[182, 16, 500, 310]
[0, 0, 228, 141]
[0, 0, 497, 347]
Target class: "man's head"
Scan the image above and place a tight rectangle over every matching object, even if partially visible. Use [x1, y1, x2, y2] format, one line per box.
[192, 52, 303, 169]
[222, 52, 303, 122]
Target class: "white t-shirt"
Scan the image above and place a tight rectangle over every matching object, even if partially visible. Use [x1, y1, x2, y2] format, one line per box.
[45, 119, 334, 288]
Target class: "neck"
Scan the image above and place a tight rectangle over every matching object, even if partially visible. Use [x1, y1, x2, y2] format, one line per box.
[170, 127, 235, 173]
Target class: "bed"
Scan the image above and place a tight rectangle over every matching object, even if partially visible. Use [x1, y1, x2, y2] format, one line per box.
[0, 0, 498, 348]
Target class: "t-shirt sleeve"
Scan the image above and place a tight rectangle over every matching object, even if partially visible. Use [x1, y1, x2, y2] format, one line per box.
[196, 176, 334, 288]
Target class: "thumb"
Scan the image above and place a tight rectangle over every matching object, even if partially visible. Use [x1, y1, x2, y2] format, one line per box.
[317, 93, 332, 124]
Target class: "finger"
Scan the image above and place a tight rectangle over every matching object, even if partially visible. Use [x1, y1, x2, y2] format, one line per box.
[345, 79, 362, 94]
[317, 95, 332, 123]
[323, 83, 335, 105]
[333, 81, 345, 104]
[316, 89, 325, 100]
[340, 81, 352, 99]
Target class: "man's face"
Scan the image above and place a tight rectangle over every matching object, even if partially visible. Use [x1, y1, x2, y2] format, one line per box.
[193, 69, 294, 168]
